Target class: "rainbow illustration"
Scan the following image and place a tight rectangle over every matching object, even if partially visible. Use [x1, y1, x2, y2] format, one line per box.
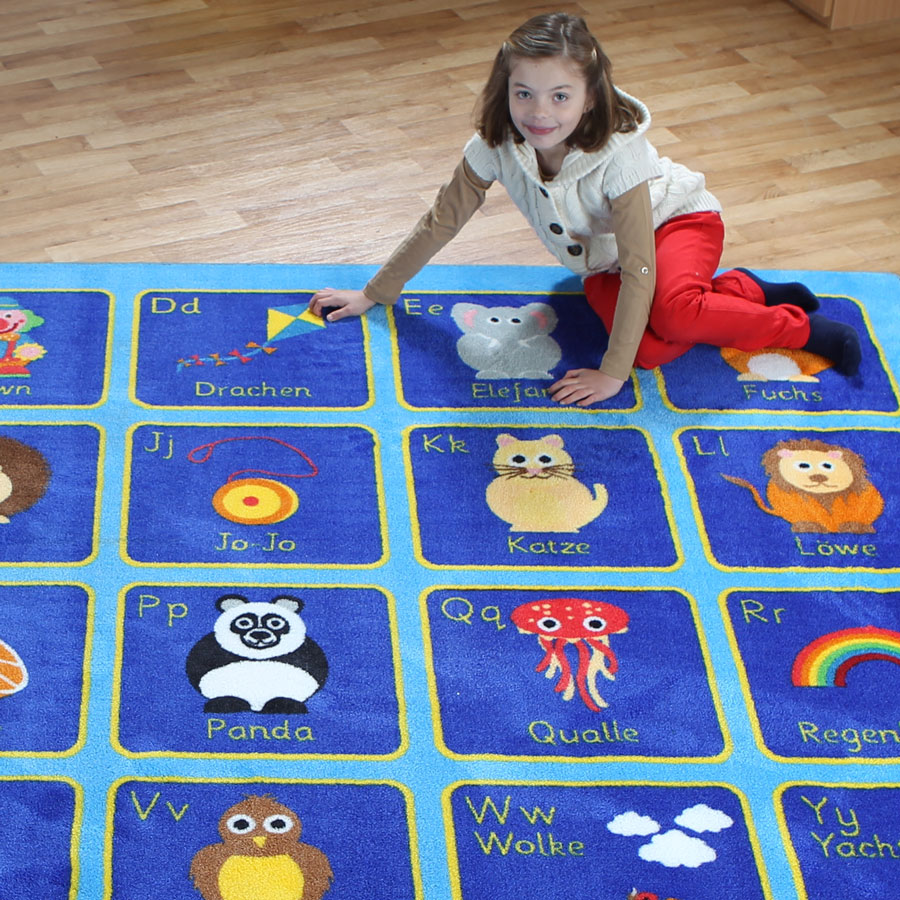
[791, 626, 900, 687]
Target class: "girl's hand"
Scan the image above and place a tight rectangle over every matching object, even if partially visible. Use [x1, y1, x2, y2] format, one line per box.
[308, 288, 377, 321]
[549, 368, 626, 406]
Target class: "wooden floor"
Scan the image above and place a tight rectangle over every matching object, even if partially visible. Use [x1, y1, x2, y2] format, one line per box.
[1, 0, 898, 274]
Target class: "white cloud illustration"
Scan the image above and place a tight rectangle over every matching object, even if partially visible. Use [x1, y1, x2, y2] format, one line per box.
[674, 804, 734, 834]
[607, 811, 661, 837]
[638, 829, 717, 868]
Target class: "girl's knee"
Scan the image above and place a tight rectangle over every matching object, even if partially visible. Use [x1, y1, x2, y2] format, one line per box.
[632, 347, 657, 369]
[648, 287, 705, 342]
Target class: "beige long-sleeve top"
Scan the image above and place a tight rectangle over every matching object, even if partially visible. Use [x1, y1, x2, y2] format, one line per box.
[365, 162, 658, 380]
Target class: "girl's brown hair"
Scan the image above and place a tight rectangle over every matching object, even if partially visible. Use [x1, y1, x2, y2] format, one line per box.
[476, 12, 642, 150]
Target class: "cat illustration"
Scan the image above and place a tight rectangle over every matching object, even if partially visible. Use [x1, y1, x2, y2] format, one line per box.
[485, 433, 608, 533]
[451, 301, 562, 379]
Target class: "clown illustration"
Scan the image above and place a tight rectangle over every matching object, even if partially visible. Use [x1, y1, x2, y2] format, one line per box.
[511, 597, 629, 711]
[0, 299, 45, 377]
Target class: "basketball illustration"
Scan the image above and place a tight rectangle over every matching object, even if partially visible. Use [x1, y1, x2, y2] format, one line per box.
[0, 637, 28, 698]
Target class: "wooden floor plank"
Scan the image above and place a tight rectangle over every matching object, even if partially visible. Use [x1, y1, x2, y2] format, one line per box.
[0, 0, 896, 272]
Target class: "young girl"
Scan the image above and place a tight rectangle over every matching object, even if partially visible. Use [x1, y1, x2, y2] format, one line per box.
[308, 12, 861, 405]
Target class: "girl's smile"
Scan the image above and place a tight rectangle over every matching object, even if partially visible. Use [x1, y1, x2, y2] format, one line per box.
[507, 56, 592, 175]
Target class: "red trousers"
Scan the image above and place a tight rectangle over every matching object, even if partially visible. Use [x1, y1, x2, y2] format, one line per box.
[584, 211, 811, 369]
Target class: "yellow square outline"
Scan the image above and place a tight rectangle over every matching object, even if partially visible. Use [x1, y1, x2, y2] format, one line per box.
[673, 424, 900, 574]
[0, 422, 103, 567]
[109, 581, 409, 761]
[656, 294, 900, 416]
[0, 775, 83, 900]
[419, 584, 732, 763]
[104, 776, 424, 900]
[0, 581, 93, 758]
[387, 289, 642, 413]
[0, 288, 115, 410]
[720, 586, 900, 764]
[442, 779, 774, 900]
[773, 780, 900, 900]
[120, 422, 389, 569]
[403, 422, 683, 572]
[128, 289, 376, 411]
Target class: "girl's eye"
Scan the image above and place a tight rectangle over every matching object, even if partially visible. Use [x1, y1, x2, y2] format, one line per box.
[515, 90, 531, 100]
[554, 93, 569, 102]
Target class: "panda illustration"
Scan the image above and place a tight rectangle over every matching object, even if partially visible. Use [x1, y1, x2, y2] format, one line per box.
[186, 594, 328, 714]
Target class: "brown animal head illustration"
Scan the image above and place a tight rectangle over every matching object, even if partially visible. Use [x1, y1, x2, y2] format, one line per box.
[762, 439, 871, 498]
[190, 794, 334, 900]
[0, 437, 51, 521]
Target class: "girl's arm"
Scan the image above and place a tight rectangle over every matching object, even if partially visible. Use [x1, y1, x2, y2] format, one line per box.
[598, 180, 656, 378]
[309, 158, 492, 321]
[550, 181, 656, 405]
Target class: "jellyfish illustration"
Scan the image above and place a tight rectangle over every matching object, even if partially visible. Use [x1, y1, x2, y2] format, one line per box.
[511, 597, 629, 712]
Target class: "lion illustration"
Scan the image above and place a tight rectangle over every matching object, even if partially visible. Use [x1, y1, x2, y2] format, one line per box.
[721, 438, 884, 534]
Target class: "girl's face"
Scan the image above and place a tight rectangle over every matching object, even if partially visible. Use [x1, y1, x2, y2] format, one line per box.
[507, 55, 592, 165]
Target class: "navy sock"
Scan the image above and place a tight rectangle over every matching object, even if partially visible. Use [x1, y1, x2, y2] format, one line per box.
[803, 313, 861, 375]
[736, 268, 820, 312]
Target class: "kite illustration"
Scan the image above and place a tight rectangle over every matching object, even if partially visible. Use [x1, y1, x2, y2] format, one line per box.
[176, 303, 325, 371]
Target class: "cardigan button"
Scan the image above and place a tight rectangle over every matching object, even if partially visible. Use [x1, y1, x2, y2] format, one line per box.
[549, 223, 563, 234]
[567, 244, 583, 256]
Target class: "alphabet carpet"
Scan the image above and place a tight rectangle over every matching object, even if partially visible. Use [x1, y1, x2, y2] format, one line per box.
[0, 261, 898, 900]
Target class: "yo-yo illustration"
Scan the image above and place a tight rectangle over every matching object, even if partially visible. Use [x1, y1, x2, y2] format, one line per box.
[187, 436, 319, 526]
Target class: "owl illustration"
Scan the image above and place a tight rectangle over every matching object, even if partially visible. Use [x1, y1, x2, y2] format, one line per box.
[190, 795, 333, 900]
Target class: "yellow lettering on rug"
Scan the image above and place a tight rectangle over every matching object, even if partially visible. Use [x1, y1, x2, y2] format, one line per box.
[206, 718, 315, 743]
[800, 794, 900, 860]
[464, 793, 586, 859]
[150, 296, 202, 315]
[527, 719, 639, 747]
[214, 532, 297, 553]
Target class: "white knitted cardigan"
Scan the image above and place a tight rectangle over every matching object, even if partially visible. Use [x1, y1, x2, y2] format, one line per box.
[462, 90, 722, 276]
